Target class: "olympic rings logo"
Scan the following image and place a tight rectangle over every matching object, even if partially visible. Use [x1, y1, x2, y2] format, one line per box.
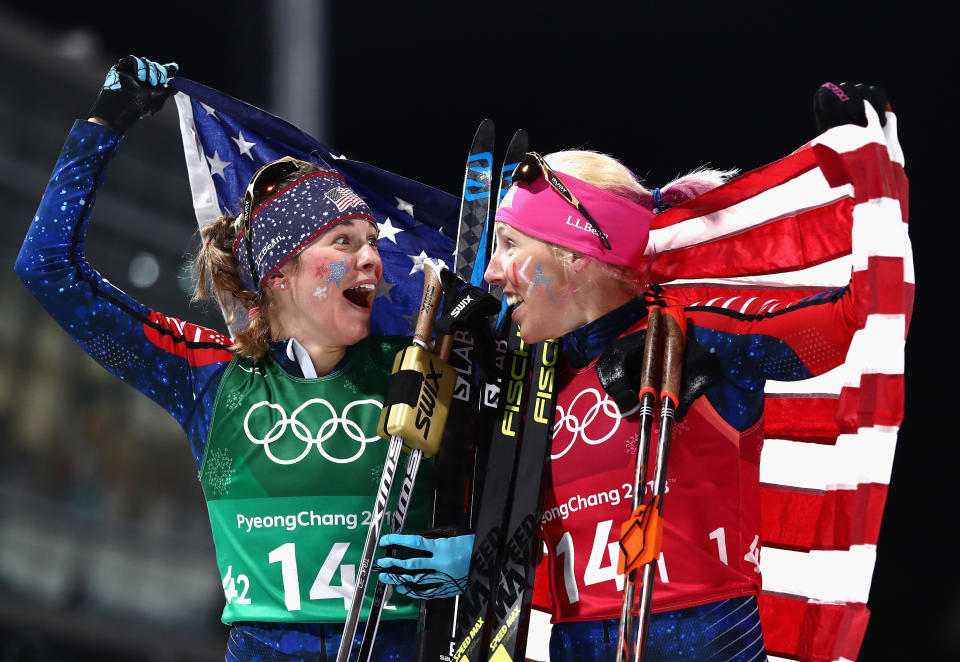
[551, 388, 640, 460]
[243, 398, 383, 465]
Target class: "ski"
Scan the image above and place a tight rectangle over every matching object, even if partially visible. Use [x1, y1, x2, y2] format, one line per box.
[444, 129, 536, 662]
[473, 129, 528, 290]
[483, 336, 560, 662]
[413, 120, 497, 662]
[414, 127, 533, 662]
[452, 321, 532, 662]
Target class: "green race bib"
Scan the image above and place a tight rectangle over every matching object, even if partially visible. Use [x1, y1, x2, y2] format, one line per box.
[200, 337, 432, 624]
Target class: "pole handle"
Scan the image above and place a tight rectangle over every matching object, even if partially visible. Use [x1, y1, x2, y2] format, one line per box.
[414, 260, 446, 347]
[659, 309, 686, 406]
[640, 307, 664, 394]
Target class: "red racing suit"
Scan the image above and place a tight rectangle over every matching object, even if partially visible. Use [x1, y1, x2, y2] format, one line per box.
[536, 286, 855, 623]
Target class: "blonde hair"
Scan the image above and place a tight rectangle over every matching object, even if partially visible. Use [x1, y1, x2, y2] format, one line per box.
[542, 150, 736, 293]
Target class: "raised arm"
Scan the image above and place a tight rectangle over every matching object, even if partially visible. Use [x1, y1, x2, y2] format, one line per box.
[14, 56, 234, 466]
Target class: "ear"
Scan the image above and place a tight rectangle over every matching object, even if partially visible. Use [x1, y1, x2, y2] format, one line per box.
[267, 273, 288, 290]
[570, 252, 590, 274]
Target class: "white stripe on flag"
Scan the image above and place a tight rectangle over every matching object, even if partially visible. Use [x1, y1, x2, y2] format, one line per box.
[844, 316, 906, 375]
[883, 111, 905, 166]
[759, 545, 876, 604]
[646, 168, 851, 255]
[903, 226, 916, 285]
[765, 364, 845, 395]
[851, 198, 908, 269]
[666, 253, 853, 290]
[761, 427, 898, 490]
[174, 92, 222, 228]
[525, 609, 552, 662]
[835, 426, 899, 487]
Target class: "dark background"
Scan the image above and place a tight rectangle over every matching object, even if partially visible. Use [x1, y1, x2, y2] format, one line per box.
[0, 1, 954, 659]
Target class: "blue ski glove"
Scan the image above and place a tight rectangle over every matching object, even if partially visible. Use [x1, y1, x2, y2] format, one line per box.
[374, 532, 474, 599]
[88, 55, 179, 132]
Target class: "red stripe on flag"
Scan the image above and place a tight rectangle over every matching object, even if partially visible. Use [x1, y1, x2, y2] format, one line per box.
[653, 146, 817, 228]
[836, 373, 905, 432]
[765, 396, 840, 444]
[650, 200, 853, 282]
[761, 483, 889, 550]
[850, 257, 909, 319]
[904, 281, 915, 332]
[760, 592, 870, 662]
[813, 142, 908, 222]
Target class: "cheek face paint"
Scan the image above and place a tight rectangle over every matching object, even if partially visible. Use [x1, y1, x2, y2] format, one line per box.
[507, 259, 520, 291]
[313, 286, 328, 299]
[326, 258, 349, 287]
[374, 264, 383, 282]
[315, 264, 331, 280]
[516, 256, 535, 288]
[532, 264, 555, 296]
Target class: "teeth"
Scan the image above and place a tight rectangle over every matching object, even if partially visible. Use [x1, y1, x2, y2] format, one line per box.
[506, 294, 524, 306]
[348, 284, 375, 291]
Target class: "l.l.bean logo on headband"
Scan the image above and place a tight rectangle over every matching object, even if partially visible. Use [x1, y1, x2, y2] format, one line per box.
[565, 215, 608, 240]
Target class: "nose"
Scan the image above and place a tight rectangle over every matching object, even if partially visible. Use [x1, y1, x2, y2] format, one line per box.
[483, 250, 504, 286]
[356, 242, 380, 274]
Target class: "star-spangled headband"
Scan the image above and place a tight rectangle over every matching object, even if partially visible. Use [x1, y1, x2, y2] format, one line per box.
[495, 170, 654, 269]
[233, 170, 376, 290]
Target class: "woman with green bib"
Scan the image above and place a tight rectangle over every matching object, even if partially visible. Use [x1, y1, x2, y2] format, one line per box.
[15, 55, 472, 662]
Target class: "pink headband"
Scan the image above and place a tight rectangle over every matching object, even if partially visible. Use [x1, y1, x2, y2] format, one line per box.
[494, 171, 653, 269]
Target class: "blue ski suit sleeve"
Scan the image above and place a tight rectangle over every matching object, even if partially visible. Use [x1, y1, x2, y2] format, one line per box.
[683, 286, 856, 430]
[14, 120, 234, 468]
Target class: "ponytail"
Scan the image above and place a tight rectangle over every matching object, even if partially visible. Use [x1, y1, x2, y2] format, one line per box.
[652, 167, 738, 211]
[193, 216, 272, 359]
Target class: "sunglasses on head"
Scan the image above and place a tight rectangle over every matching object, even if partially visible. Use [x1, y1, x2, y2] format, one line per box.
[511, 152, 612, 250]
[240, 157, 305, 288]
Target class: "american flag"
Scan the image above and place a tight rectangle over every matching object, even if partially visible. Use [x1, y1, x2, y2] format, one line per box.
[325, 185, 366, 212]
[638, 102, 911, 662]
[169, 77, 460, 337]
[171, 78, 910, 661]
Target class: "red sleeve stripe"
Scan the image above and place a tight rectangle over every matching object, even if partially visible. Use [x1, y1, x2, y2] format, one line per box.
[143, 311, 235, 367]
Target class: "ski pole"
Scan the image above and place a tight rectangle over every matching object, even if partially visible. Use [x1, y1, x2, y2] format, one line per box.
[632, 308, 685, 662]
[357, 332, 456, 662]
[615, 307, 663, 662]
[337, 260, 452, 662]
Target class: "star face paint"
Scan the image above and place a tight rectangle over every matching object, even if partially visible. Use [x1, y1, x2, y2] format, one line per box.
[532, 264, 555, 295]
[325, 258, 349, 287]
[278, 219, 381, 349]
[483, 223, 579, 344]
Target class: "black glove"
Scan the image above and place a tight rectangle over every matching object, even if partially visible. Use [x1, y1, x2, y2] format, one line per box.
[813, 81, 888, 134]
[435, 269, 502, 382]
[88, 55, 179, 133]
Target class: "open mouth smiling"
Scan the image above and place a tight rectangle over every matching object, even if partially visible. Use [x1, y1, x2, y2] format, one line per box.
[342, 282, 376, 308]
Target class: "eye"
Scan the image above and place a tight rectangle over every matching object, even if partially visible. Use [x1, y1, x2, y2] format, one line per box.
[333, 235, 350, 246]
[367, 236, 379, 247]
